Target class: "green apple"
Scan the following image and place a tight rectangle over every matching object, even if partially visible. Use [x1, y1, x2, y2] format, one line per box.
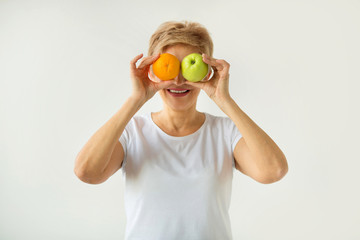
[181, 53, 208, 82]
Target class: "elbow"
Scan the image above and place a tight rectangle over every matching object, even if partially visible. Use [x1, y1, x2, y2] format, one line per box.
[257, 157, 289, 184]
[74, 159, 105, 185]
[74, 168, 105, 185]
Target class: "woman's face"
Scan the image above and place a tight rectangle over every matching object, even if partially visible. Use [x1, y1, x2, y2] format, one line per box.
[157, 44, 202, 112]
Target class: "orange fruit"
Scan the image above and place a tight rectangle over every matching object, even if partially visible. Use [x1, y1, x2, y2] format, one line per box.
[152, 53, 180, 81]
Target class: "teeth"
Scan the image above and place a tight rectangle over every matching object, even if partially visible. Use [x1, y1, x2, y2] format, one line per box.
[169, 90, 188, 93]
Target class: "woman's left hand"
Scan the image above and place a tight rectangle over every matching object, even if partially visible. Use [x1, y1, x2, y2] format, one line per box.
[186, 54, 232, 107]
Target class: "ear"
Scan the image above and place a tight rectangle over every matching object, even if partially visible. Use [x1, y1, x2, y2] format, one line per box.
[148, 68, 154, 81]
[206, 67, 214, 81]
[148, 66, 162, 83]
[148, 66, 156, 82]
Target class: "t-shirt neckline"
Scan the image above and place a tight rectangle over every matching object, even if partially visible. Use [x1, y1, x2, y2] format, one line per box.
[147, 112, 208, 140]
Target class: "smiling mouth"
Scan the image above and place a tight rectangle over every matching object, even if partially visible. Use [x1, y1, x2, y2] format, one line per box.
[168, 89, 190, 93]
[166, 88, 191, 97]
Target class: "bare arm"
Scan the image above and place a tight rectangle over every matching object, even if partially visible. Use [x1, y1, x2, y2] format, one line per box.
[74, 96, 144, 184]
[74, 53, 174, 184]
[186, 54, 288, 184]
[222, 98, 288, 184]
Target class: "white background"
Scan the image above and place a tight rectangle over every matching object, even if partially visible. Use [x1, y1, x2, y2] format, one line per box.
[1, 0, 359, 239]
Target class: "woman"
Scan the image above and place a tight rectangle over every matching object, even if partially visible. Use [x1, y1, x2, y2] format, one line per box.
[74, 21, 288, 240]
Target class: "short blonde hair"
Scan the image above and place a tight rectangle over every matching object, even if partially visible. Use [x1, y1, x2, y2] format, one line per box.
[148, 21, 214, 57]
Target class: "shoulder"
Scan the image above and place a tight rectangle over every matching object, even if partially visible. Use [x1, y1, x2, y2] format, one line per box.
[204, 112, 233, 128]
[124, 112, 153, 132]
[130, 112, 151, 124]
[204, 113, 239, 139]
[203, 112, 234, 136]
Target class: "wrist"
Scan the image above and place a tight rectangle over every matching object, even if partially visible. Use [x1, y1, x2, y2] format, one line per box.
[128, 94, 147, 110]
[213, 94, 233, 109]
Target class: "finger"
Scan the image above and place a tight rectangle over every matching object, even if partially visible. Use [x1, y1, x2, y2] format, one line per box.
[202, 54, 223, 71]
[130, 53, 143, 71]
[138, 53, 160, 69]
[215, 59, 230, 72]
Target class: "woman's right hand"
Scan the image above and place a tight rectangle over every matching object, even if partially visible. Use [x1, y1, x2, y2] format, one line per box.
[130, 53, 173, 103]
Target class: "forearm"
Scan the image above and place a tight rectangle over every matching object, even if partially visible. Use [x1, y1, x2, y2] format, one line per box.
[74, 96, 145, 178]
[219, 97, 287, 171]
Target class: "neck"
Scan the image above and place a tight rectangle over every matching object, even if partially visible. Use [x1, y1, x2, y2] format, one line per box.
[161, 107, 199, 130]
[153, 104, 205, 135]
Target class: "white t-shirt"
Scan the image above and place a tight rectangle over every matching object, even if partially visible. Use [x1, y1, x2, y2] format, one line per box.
[119, 112, 242, 240]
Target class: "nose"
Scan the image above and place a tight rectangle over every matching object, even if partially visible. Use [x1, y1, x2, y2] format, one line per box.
[174, 72, 186, 86]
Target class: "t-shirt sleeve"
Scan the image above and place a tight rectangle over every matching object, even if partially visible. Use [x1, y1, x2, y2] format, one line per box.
[223, 117, 242, 168]
[225, 117, 242, 151]
[119, 122, 131, 170]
